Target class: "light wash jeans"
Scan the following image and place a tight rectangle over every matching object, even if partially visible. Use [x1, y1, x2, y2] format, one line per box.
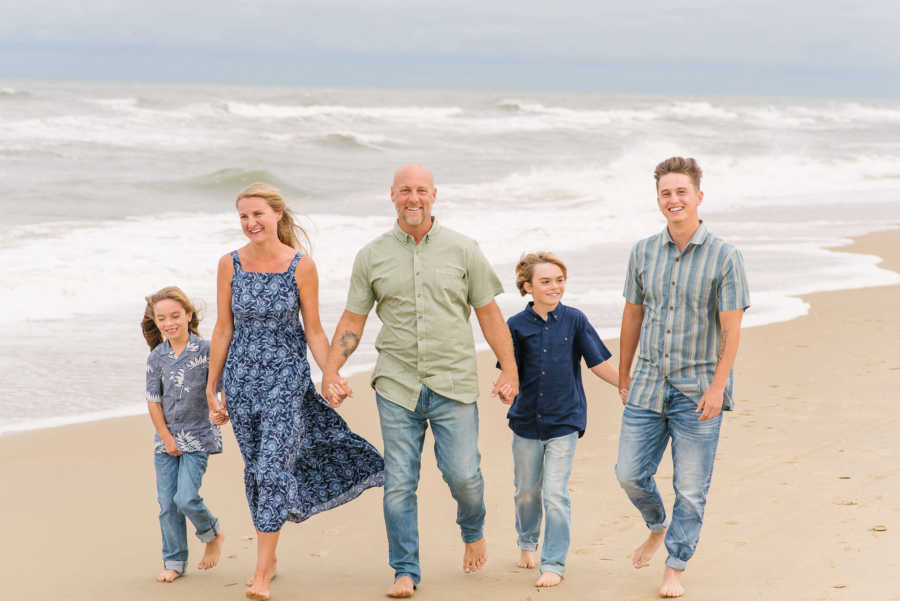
[154, 451, 220, 573]
[615, 382, 722, 571]
[376, 386, 486, 586]
[512, 431, 578, 576]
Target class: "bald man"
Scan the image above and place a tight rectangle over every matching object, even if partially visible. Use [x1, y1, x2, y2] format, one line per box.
[323, 164, 518, 597]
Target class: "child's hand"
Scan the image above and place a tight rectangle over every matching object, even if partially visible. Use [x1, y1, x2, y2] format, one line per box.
[210, 409, 229, 425]
[163, 435, 181, 456]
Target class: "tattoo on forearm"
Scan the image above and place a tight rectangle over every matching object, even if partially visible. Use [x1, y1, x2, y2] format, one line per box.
[717, 330, 728, 363]
[340, 331, 360, 359]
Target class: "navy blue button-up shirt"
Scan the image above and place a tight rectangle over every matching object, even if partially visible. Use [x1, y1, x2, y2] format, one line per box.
[505, 302, 611, 440]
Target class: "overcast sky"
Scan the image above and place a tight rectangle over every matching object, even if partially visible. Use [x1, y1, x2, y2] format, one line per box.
[2, 0, 899, 97]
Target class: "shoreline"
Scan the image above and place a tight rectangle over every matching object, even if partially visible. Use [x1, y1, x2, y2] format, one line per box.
[3, 224, 899, 437]
[2, 228, 899, 601]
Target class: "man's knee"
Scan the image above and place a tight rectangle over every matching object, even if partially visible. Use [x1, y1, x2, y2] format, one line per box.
[615, 461, 643, 491]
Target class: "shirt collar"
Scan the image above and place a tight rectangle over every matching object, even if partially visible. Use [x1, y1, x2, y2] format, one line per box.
[663, 220, 709, 248]
[392, 218, 440, 244]
[525, 301, 564, 323]
[164, 332, 197, 360]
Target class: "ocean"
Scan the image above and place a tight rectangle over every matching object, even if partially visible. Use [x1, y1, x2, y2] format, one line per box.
[2, 80, 899, 435]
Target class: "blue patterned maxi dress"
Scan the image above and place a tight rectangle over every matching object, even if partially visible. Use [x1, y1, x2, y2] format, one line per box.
[223, 251, 384, 532]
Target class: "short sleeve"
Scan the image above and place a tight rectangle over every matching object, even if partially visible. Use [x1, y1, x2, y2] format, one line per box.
[146, 354, 162, 403]
[718, 249, 751, 312]
[574, 312, 612, 368]
[345, 248, 376, 315]
[623, 243, 644, 305]
[466, 242, 503, 309]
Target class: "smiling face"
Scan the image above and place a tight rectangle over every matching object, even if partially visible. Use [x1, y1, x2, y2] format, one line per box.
[153, 298, 192, 347]
[656, 172, 703, 228]
[237, 195, 282, 243]
[391, 164, 436, 235]
[523, 262, 566, 312]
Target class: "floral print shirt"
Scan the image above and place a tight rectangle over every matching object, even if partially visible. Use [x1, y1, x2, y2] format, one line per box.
[146, 333, 222, 454]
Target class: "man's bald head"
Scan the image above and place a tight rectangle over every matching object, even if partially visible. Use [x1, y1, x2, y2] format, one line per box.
[392, 163, 434, 190]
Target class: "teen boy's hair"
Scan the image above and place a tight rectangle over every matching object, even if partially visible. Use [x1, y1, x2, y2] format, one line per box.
[515, 252, 568, 296]
[654, 156, 703, 190]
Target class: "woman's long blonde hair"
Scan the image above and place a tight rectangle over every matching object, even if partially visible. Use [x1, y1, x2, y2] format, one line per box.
[236, 183, 310, 253]
[141, 286, 200, 350]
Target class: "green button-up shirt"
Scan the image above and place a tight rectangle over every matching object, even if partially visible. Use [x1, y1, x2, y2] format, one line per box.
[623, 222, 750, 413]
[346, 220, 503, 410]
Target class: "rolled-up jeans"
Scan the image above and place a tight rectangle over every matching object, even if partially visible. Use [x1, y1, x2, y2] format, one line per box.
[376, 386, 486, 586]
[154, 451, 220, 573]
[512, 430, 578, 576]
[615, 382, 722, 571]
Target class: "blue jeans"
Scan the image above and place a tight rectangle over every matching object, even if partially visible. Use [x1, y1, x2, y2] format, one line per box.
[154, 452, 220, 573]
[512, 431, 578, 576]
[615, 382, 722, 571]
[376, 387, 486, 586]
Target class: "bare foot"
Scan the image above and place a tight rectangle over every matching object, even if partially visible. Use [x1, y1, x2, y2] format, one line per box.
[535, 571, 562, 588]
[245, 559, 277, 600]
[463, 537, 488, 573]
[156, 569, 181, 583]
[386, 576, 415, 598]
[198, 530, 224, 570]
[659, 566, 685, 598]
[246, 559, 277, 587]
[633, 530, 666, 568]
[518, 550, 536, 569]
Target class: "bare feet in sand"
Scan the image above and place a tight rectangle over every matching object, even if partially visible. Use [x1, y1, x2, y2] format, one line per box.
[518, 550, 536, 569]
[156, 569, 181, 583]
[633, 530, 666, 568]
[197, 530, 224, 570]
[245, 559, 277, 600]
[386, 576, 415, 598]
[463, 537, 488, 573]
[535, 571, 562, 587]
[659, 566, 685, 598]
[246, 565, 277, 587]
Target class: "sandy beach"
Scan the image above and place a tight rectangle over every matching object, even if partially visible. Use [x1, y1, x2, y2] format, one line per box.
[2, 228, 898, 601]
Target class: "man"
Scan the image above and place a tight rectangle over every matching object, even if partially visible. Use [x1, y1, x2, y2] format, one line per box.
[322, 164, 518, 598]
[616, 157, 750, 598]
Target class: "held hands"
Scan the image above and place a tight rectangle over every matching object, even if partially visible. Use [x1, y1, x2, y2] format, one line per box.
[492, 369, 519, 405]
[207, 389, 229, 425]
[696, 385, 724, 421]
[322, 371, 352, 408]
[618, 374, 630, 405]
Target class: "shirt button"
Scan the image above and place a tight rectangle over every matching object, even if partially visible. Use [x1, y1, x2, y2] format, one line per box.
[665, 353, 669, 358]
[541, 371, 545, 375]
[543, 348, 547, 352]
[416, 272, 420, 276]
[675, 257, 680, 262]
[671, 281, 676, 285]
[669, 306, 674, 310]
[666, 329, 671, 334]
[536, 413, 542, 418]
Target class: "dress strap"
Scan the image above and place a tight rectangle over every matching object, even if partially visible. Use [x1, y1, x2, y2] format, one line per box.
[230, 250, 242, 272]
[288, 252, 304, 273]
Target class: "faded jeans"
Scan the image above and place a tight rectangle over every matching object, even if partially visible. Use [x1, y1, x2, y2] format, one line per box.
[154, 451, 219, 573]
[376, 387, 486, 586]
[615, 382, 722, 571]
[512, 431, 578, 576]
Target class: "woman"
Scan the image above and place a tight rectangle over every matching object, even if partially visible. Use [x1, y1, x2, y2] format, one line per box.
[206, 183, 384, 600]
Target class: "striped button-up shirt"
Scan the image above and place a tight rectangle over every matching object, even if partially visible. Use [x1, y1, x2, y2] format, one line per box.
[623, 222, 750, 413]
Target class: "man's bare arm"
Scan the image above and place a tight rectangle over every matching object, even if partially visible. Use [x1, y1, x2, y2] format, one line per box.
[696, 309, 744, 421]
[322, 310, 368, 406]
[618, 301, 644, 403]
[474, 300, 519, 403]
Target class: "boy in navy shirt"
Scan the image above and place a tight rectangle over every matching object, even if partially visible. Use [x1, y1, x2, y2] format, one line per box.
[502, 252, 619, 587]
